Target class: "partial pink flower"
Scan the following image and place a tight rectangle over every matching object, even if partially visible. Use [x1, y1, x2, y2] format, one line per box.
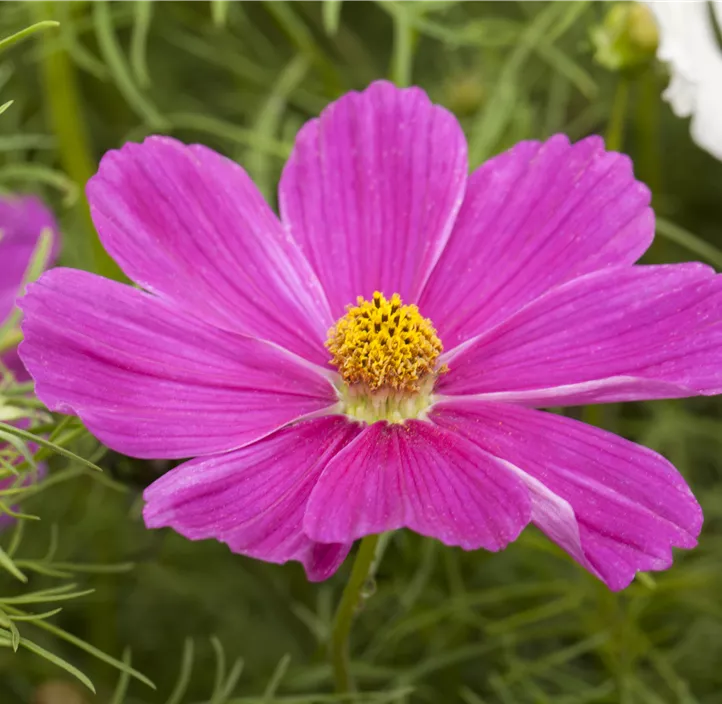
[19, 82, 718, 589]
[1, 195, 58, 526]
[1, 195, 59, 380]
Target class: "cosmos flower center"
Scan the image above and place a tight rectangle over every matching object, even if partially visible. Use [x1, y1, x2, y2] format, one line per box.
[326, 291, 446, 423]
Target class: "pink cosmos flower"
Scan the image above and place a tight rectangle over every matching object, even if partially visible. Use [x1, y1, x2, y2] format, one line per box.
[1, 195, 58, 380]
[1, 195, 58, 527]
[18, 82, 721, 590]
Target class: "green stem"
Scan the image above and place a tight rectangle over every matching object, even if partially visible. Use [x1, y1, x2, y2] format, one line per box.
[34, 2, 123, 280]
[390, 5, 413, 87]
[634, 69, 661, 197]
[605, 77, 629, 152]
[331, 534, 380, 693]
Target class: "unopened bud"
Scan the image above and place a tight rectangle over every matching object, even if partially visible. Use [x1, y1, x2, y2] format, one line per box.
[591, 2, 659, 73]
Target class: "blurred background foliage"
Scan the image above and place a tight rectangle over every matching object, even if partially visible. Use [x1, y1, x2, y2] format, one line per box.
[2, 1, 722, 702]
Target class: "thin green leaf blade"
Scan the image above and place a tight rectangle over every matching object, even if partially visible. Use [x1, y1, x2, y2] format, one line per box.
[0, 21, 59, 54]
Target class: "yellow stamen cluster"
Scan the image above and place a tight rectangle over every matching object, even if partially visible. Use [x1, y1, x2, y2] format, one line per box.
[326, 292, 444, 394]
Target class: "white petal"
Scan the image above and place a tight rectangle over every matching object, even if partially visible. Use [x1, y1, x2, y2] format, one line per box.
[644, 0, 722, 160]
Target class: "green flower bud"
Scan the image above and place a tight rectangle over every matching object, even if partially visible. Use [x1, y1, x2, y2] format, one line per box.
[591, 2, 659, 73]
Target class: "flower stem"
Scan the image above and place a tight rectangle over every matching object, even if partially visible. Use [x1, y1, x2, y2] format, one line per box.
[605, 76, 630, 152]
[331, 533, 380, 693]
[635, 69, 661, 197]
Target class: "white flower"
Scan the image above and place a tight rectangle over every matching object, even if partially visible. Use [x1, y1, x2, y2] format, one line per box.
[643, 0, 722, 160]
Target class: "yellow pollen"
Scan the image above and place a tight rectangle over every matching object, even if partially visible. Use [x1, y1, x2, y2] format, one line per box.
[326, 291, 445, 394]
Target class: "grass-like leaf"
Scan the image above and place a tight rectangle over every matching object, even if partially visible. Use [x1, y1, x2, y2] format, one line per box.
[12, 634, 96, 692]
[0, 20, 59, 53]
[93, 0, 167, 128]
[0, 422, 103, 473]
[164, 638, 195, 704]
[656, 216, 722, 270]
[109, 647, 133, 704]
[4, 604, 155, 689]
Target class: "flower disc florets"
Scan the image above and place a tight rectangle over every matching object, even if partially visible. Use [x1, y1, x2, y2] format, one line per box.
[326, 292, 445, 423]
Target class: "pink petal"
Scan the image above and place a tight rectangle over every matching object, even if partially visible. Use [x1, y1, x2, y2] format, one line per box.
[19, 269, 337, 459]
[420, 136, 653, 348]
[144, 417, 360, 581]
[87, 137, 332, 365]
[1, 346, 28, 382]
[439, 264, 722, 403]
[433, 400, 703, 590]
[1, 195, 59, 325]
[279, 80, 468, 319]
[304, 420, 531, 551]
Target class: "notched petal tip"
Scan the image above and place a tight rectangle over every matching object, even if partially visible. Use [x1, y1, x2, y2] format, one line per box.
[280, 79, 468, 319]
[303, 420, 532, 552]
[440, 263, 722, 401]
[86, 132, 333, 364]
[142, 418, 358, 581]
[421, 132, 655, 348]
[18, 268, 337, 459]
[433, 401, 704, 592]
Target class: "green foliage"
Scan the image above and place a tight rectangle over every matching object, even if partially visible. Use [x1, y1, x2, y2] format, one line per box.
[0, 20, 58, 55]
[1, 1, 722, 703]
[0, 374, 152, 694]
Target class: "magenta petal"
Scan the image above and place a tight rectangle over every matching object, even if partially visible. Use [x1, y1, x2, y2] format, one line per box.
[433, 401, 703, 590]
[304, 420, 531, 550]
[87, 136, 332, 365]
[1, 346, 29, 382]
[0, 195, 59, 325]
[19, 269, 338, 459]
[421, 135, 653, 347]
[439, 264, 722, 403]
[144, 417, 360, 581]
[279, 80, 468, 318]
